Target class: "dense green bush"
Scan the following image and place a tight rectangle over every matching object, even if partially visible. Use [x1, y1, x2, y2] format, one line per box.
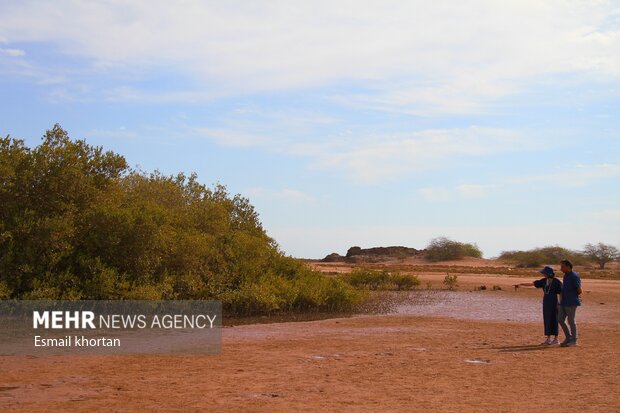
[342, 268, 420, 291]
[0, 125, 361, 314]
[0, 281, 10, 299]
[425, 236, 483, 262]
[220, 266, 363, 315]
[390, 273, 421, 290]
[499, 246, 588, 268]
[343, 269, 390, 290]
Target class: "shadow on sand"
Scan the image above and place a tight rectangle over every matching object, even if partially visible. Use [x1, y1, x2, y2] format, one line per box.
[493, 344, 558, 353]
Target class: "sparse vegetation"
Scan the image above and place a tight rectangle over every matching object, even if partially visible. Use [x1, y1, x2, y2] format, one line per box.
[583, 243, 620, 269]
[390, 273, 421, 291]
[0, 281, 10, 299]
[499, 246, 588, 268]
[425, 237, 482, 262]
[473, 285, 500, 291]
[342, 268, 420, 291]
[443, 273, 458, 290]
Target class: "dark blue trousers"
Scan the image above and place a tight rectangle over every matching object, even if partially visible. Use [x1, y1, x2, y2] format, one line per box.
[542, 301, 559, 336]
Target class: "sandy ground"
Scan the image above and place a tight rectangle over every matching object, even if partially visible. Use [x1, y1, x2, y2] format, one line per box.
[2, 272, 620, 412]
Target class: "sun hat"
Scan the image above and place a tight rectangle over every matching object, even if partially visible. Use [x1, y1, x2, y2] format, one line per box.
[539, 266, 555, 278]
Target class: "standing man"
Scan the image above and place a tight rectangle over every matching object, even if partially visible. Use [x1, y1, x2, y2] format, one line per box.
[559, 259, 582, 347]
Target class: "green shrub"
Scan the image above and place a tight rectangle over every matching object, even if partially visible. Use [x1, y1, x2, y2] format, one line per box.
[443, 273, 458, 290]
[425, 237, 482, 262]
[461, 243, 483, 259]
[218, 268, 362, 316]
[323, 277, 364, 310]
[342, 268, 420, 291]
[499, 246, 588, 268]
[21, 286, 61, 300]
[499, 250, 546, 267]
[294, 270, 362, 312]
[0, 125, 361, 315]
[223, 278, 286, 315]
[0, 281, 9, 299]
[390, 273, 421, 290]
[343, 269, 391, 290]
[121, 275, 174, 300]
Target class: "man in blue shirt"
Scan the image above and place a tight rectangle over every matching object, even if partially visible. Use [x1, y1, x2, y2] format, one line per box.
[558, 259, 582, 347]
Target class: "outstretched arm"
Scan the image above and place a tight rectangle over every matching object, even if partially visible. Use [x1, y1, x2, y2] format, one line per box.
[514, 282, 534, 289]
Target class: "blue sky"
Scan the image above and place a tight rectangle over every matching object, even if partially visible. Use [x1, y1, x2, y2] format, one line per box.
[1, 1, 619, 258]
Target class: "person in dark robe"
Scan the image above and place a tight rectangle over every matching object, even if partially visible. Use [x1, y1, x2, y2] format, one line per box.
[515, 266, 563, 345]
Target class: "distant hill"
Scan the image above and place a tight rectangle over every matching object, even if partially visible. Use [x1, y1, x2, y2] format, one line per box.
[322, 246, 423, 263]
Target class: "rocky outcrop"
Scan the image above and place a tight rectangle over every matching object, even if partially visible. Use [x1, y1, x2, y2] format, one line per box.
[322, 252, 346, 262]
[321, 246, 423, 263]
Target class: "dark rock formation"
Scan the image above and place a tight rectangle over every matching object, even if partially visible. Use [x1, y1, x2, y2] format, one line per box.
[322, 246, 422, 263]
[346, 246, 363, 257]
[322, 252, 346, 262]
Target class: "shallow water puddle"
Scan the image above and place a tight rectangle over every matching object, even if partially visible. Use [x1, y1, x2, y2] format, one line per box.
[395, 291, 541, 322]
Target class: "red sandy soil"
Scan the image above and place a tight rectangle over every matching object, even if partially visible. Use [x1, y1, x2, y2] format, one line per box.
[2, 270, 619, 412]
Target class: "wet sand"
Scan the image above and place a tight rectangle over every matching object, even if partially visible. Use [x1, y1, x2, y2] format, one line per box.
[1, 274, 619, 412]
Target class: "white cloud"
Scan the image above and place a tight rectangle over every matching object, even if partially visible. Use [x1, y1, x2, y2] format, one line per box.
[277, 189, 317, 204]
[508, 163, 620, 187]
[419, 187, 452, 202]
[413, 163, 620, 204]
[591, 209, 620, 220]
[0, 1, 619, 111]
[247, 187, 316, 204]
[192, 108, 342, 153]
[0, 47, 68, 87]
[0, 48, 25, 57]
[86, 127, 138, 140]
[457, 184, 498, 199]
[418, 183, 498, 202]
[313, 127, 526, 183]
[190, 124, 529, 184]
[195, 127, 273, 148]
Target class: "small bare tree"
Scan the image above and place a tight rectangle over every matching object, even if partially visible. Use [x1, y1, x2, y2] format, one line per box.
[583, 243, 620, 269]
